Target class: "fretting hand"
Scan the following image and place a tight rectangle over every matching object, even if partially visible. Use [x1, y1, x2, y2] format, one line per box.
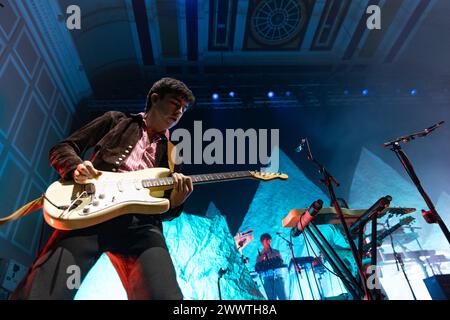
[170, 172, 193, 208]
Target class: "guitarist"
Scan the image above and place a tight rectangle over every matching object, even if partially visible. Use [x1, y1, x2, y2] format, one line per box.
[11, 78, 195, 300]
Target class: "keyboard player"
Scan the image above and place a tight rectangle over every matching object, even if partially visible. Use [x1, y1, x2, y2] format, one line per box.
[255, 233, 287, 300]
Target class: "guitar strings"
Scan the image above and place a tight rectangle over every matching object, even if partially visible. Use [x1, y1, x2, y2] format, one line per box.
[82, 171, 256, 190]
[58, 191, 88, 219]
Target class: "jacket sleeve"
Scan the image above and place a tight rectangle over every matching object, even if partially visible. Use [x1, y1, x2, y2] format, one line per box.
[162, 202, 184, 222]
[49, 111, 124, 180]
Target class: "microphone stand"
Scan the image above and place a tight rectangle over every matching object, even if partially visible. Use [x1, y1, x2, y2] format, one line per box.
[218, 268, 227, 300]
[386, 218, 417, 300]
[299, 138, 372, 300]
[383, 121, 450, 244]
[277, 233, 305, 300]
[409, 224, 436, 277]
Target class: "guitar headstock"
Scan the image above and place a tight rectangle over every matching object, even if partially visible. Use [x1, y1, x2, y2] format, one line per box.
[387, 207, 416, 215]
[250, 171, 288, 181]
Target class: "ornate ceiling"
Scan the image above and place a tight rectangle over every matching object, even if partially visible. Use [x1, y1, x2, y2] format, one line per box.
[55, 0, 448, 99]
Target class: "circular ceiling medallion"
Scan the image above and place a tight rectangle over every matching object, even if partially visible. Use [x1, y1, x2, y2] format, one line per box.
[251, 0, 305, 46]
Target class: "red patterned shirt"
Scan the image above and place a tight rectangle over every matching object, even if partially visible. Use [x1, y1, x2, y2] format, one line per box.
[119, 113, 169, 172]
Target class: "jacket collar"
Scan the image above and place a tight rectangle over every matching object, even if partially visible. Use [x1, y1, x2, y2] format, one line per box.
[132, 112, 169, 140]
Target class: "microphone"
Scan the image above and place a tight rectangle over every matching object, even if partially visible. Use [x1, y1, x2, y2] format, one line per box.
[383, 121, 445, 147]
[218, 268, 229, 277]
[295, 139, 307, 153]
[239, 229, 254, 236]
[422, 121, 445, 136]
[349, 196, 392, 234]
[291, 199, 324, 237]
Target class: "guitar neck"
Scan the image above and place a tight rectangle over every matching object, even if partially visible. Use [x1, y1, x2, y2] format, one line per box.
[362, 222, 404, 252]
[141, 171, 253, 189]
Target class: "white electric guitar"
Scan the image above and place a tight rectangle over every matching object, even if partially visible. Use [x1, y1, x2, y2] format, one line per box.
[43, 168, 288, 230]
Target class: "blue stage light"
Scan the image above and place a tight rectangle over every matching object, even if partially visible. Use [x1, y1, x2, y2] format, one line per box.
[285, 91, 291, 97]
[343, 90, 349, 95]
[410, 89, 417, 96]
[229, 91, 235, 98]
[267, 91, 274, 98]
[212, 93, 219, 100]
[362, 89, 369, 96]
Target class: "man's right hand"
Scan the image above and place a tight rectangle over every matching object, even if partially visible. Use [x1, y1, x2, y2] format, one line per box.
[73, 161, 101, 184]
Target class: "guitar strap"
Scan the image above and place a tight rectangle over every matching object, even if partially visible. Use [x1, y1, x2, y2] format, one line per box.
[0, 196, 44, 225]
[0, 140, 177, 226]
[167, 140, 175, 173]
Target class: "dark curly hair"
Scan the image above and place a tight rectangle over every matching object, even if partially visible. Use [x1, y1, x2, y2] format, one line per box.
[260, 233, 272, 242]
[145, 77, 195, 112]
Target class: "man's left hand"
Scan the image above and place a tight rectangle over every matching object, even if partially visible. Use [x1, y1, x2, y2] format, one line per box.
[169, 172, 193, 208]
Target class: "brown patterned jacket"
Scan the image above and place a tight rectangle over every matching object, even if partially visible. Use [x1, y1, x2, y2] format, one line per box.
[48, 111, 183, 222]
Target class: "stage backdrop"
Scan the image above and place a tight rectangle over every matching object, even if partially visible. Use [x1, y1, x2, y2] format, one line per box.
[75, 212, 264, 300]
[0, 0, 90, 274]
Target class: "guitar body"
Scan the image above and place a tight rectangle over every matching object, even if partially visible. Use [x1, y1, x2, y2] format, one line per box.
[43, 168, 172, 230]
[42, 167, 287, 231]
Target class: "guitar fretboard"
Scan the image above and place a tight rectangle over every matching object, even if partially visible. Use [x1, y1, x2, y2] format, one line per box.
[141, 171, 253, 188]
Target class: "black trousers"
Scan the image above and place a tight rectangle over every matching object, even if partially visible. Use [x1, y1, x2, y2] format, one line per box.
[10, 215, 183, 300]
